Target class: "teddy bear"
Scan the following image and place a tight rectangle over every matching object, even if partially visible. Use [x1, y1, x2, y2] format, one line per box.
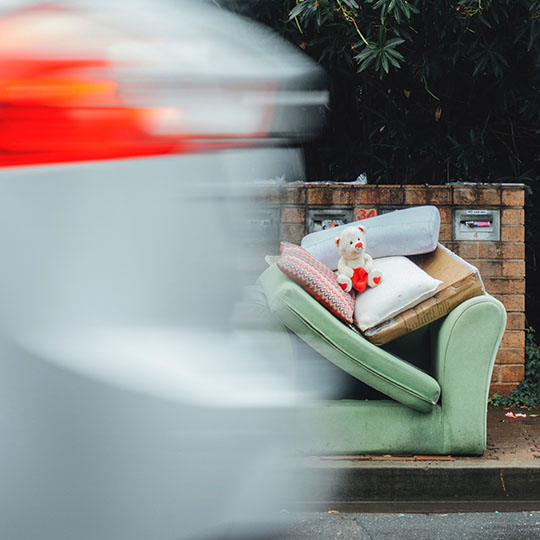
[335, 225, 382, 293]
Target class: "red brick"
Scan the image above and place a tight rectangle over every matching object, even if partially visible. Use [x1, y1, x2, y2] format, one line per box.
[403, 186, 425, 204]
[496, 345, 525, 364]
[493, 294, 525, 312]
[504, 243, 526, 260]
[454, 242, 479, 261]
[501, 225, 525, 242]
[280, 223, 305, 244]
[496, 347, 525, 366]
[308, 187, 354, 206]
[438, 207, 452, 224]
[501, 208, 525, 225]
[502, 187, 525, 207]
[478, 242, 525, 260]
[475, 260, 502, 277]
[440, 241, 453, 252]
[501, 331, 526, 349]
[507, 312, 526, 330]
[355, 187, 380, 205]
[478, 242, 503, 259]
[281, 207, 305, 223]
[281, 187, 305, 205]
[439, 223, 452, 242]
[502, 260, 526, 278]
[355, 185, 404, 206]
[404, 186, 451, 205]
[378, 186, 405, 205]
[429, 186, 452, 205]
[483, 278, 525, 295]
[442, 240, 456, 251]
[453, 185, 501, 205]
[490, 365, 501, 383]
[500, 364, 525, 383]
[489, 383, 519, 397]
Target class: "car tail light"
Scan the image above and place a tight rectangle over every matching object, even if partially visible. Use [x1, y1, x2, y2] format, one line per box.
[0, 3, 275, 167]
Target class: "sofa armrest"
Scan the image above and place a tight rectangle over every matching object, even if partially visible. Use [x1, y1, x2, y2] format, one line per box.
[432, 294, 506, 453]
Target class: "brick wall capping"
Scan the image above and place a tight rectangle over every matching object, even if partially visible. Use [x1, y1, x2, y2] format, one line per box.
[285, 181, 525, 187]
[278, 182, 526, 207]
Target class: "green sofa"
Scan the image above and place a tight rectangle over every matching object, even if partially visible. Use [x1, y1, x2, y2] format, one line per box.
[251, 264, 506, 456]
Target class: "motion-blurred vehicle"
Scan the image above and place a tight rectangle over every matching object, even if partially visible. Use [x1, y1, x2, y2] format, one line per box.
[0, 1, 327, 539]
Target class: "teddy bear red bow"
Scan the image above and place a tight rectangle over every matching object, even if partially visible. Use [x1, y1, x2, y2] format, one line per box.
[335, 225, 382, 293]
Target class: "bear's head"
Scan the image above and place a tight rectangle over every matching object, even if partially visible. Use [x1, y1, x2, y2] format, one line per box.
[335, 226, 367, 259]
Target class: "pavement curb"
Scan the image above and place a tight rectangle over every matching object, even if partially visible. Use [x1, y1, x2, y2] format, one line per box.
[290, 460, 540, 512]
[286, 409, 540, 512]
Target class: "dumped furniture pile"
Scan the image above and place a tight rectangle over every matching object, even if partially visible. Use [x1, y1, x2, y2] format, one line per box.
[237, 206, 507, 455]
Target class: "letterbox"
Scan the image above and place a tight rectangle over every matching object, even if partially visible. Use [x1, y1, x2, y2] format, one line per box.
[453, 208, 500, 241]
[307, 208, 354, 234]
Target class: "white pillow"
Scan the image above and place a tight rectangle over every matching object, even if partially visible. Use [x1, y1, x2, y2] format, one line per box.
[354, 256, 442, 331]
[301, 206, 440, 270]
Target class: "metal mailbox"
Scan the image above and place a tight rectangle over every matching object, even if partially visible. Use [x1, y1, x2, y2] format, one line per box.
[307, 208, 354, 234]
[453, 208, 500, 241]
[378, 206, 405, 216]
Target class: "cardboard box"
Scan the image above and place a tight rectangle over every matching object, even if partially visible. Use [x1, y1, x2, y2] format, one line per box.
[363, 244, 484, 346]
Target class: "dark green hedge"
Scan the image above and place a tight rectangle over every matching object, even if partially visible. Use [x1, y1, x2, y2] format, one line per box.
[227, 0, 540, 184]
[226, 0, 540, 327]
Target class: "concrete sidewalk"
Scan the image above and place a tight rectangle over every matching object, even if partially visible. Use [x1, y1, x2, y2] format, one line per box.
[291, 407, 540, 512]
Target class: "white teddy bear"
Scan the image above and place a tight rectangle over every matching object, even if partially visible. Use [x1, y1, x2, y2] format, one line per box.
[336, 225, 382, 293]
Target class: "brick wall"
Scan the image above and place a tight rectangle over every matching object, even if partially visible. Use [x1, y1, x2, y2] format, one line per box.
[271, 183, 526, 396]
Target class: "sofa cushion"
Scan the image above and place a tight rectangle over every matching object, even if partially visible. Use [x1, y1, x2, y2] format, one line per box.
[277, 243, 355, 324]
[354, 256, 442, 331]
[259, 264, 441, 413]
[301, 205, 440, 270]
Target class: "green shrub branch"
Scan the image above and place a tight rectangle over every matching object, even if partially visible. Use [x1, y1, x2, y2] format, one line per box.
[490, 328, 540, 408]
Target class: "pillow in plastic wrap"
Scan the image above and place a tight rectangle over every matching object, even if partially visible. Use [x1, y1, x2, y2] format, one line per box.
[301, 206, 440, 270]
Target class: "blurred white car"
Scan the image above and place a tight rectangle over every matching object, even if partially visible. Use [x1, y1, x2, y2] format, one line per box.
[0, 1, 327, 539]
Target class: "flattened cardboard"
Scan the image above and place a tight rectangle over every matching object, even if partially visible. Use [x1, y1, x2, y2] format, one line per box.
[363, 244, 484, 346]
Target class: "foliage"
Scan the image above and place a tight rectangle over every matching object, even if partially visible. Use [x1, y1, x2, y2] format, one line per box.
[224, 0, 540, 331]
[224, 0, 540, 185]
[489, 328, 540, 408]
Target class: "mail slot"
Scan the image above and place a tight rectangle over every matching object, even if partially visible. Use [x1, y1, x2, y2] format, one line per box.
[453, 208, 500, 241]
[307, 208, 354, 234]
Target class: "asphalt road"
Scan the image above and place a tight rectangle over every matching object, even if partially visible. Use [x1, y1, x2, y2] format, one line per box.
[274, 512, 540, 540]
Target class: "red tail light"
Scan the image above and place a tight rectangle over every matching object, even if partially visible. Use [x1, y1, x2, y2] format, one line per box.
[0, 57, 186, 166]
[0, 5, 275, 167]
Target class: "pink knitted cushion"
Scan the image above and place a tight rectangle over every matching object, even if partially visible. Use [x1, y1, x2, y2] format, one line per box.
[277, 243, 355, 324]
